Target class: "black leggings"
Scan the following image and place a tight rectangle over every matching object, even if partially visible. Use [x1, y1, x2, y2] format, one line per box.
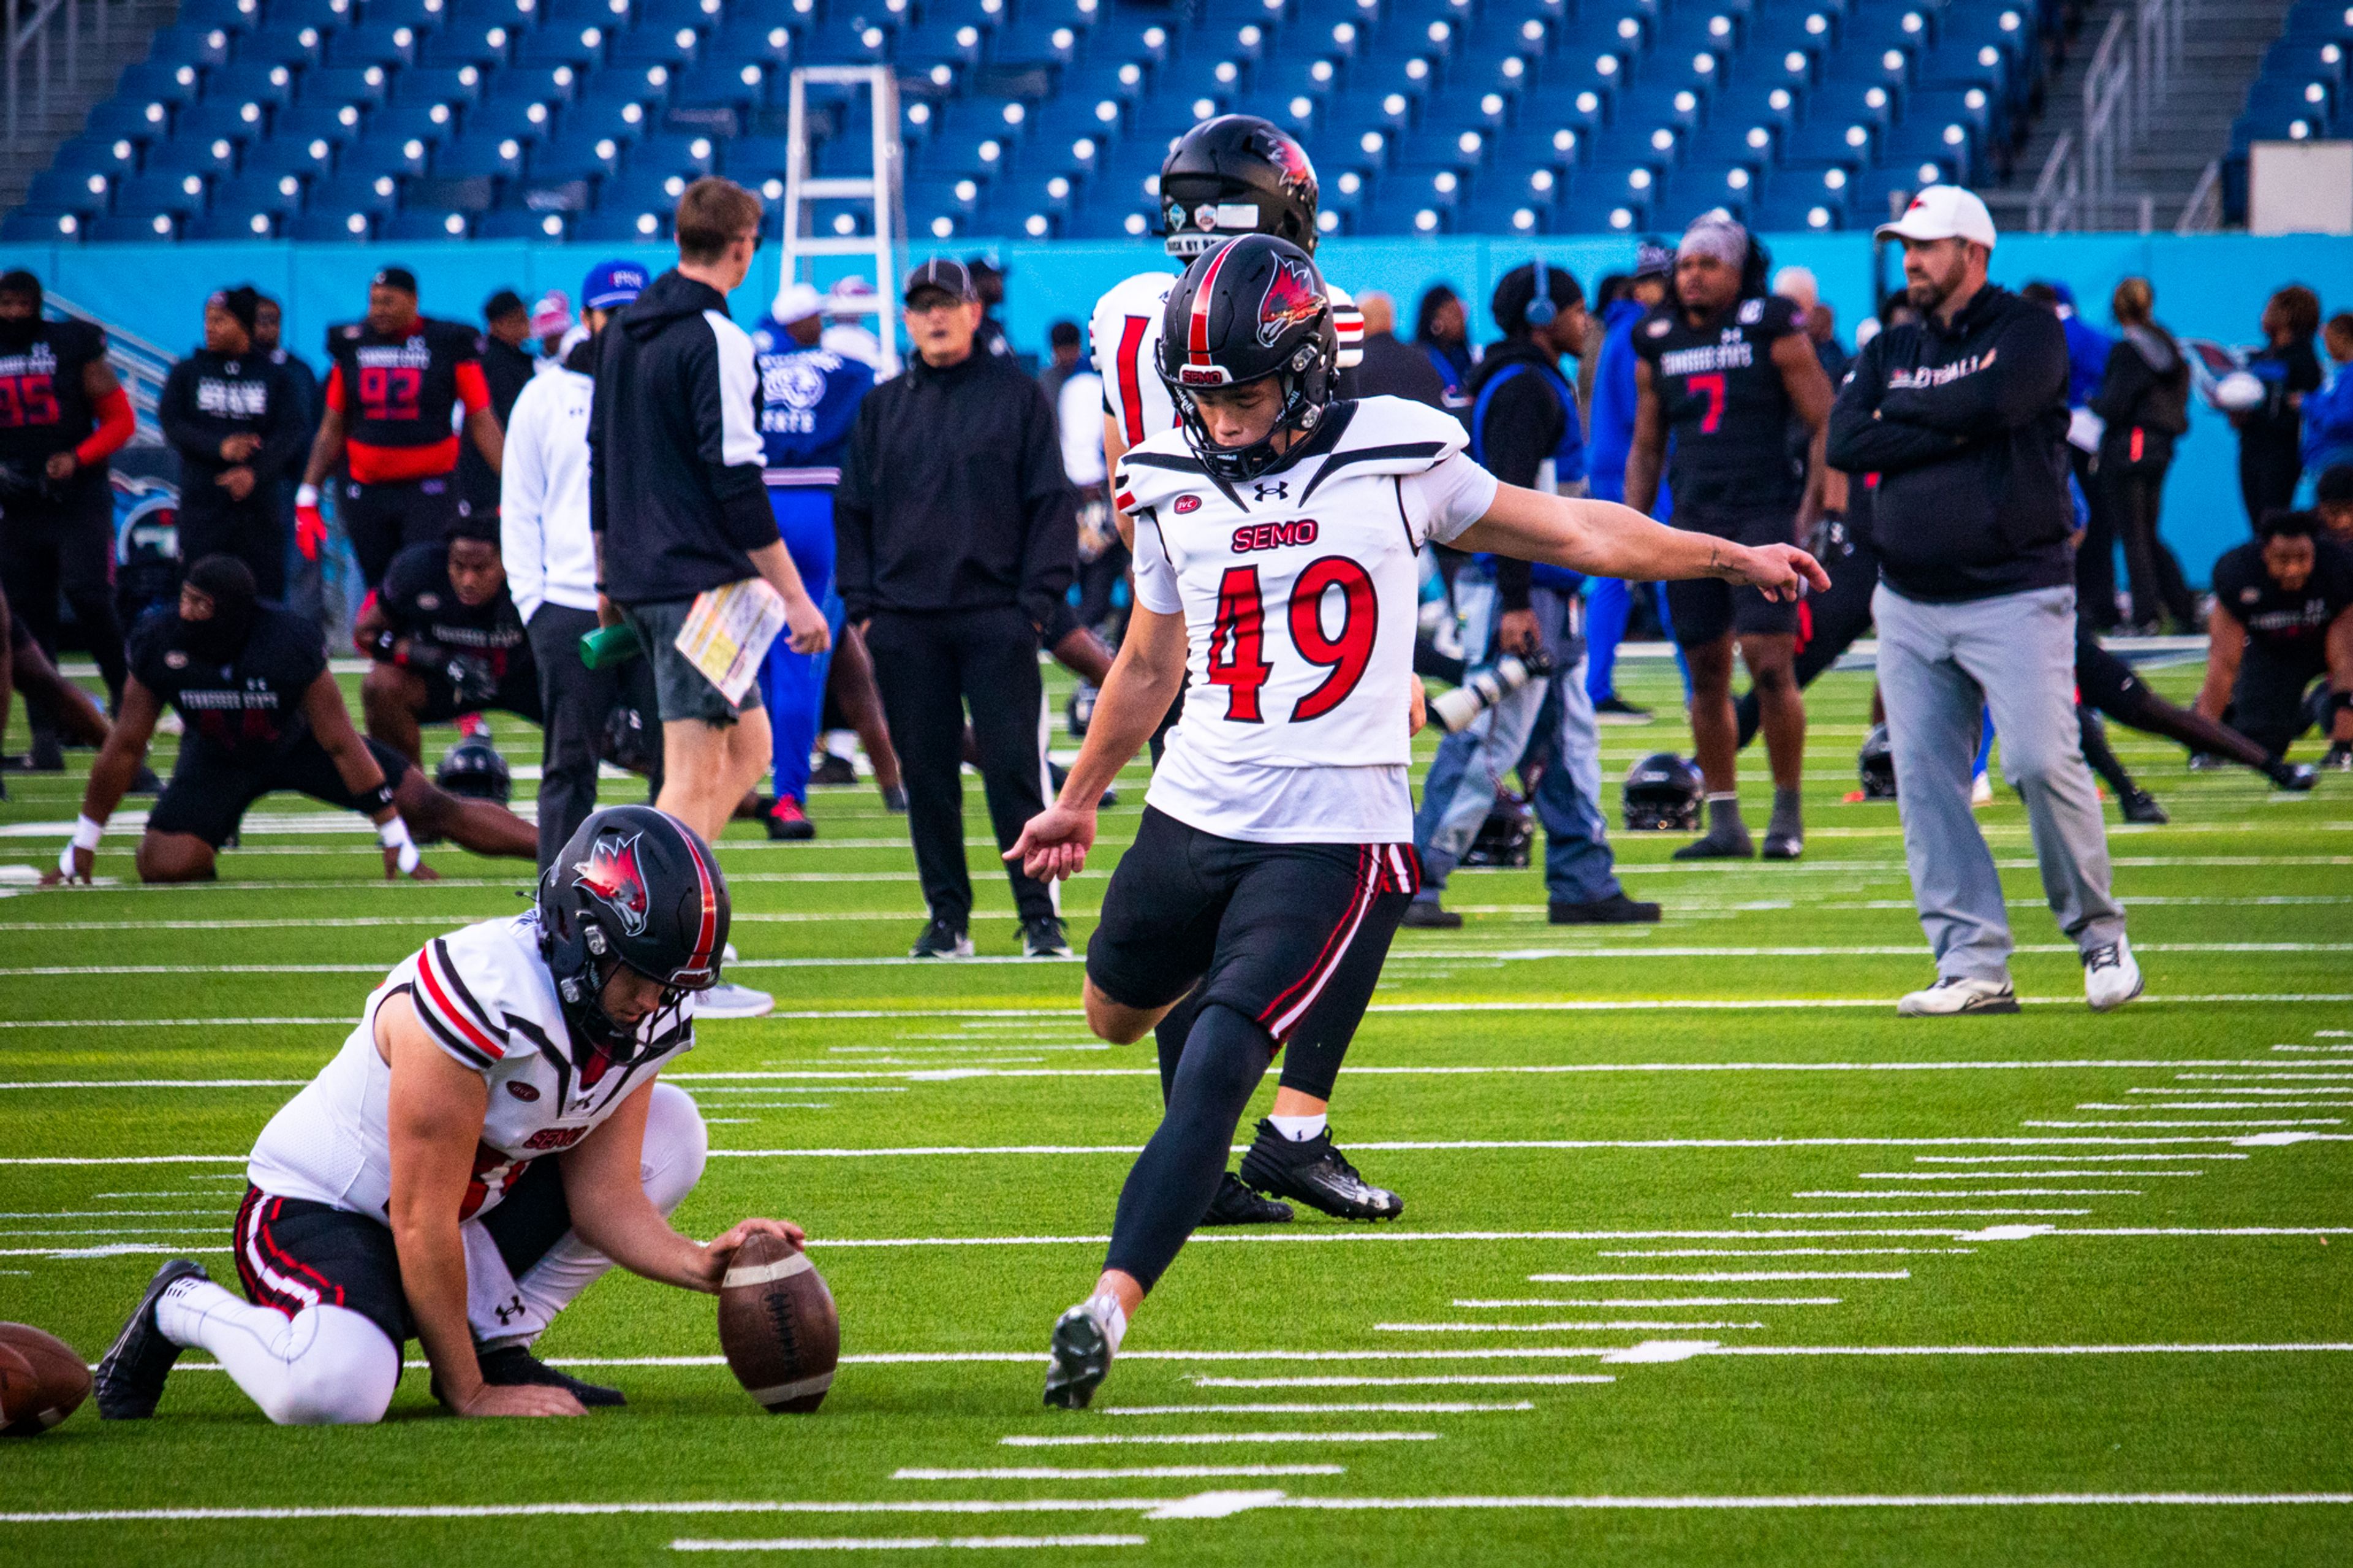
[2077, 705, 2137, 798]
[1110, 1002, 1275, 1292]
[2074, 629, 2276, 771]
[1735, 527, 1879, 749]
[2105, 463, 2194, 630]
[0, 500, 127, 708]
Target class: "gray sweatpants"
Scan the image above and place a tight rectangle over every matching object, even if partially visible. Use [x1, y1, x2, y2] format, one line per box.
[1871, 582, 2125, 979]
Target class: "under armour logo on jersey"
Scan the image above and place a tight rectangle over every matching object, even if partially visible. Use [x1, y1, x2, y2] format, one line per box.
[492, 1295, 526, 1325]
[1253, 479, 1290, 502]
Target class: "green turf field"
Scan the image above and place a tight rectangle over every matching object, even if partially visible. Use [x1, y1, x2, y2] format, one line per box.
[1, 654, 2349, 1566]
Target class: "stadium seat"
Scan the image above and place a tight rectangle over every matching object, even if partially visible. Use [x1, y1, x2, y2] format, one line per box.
[181, 0, 262, 32]
[241, 134, 341, 181]
[88, 211, 181, 241]
[83, 98, 175, 145]
[1, 209, 86, 241]
[287, 206, 379, 240]
[186, 206, 286, 239]
[322, 22, 423, 70]
[116, 169, 210, 218]
[49, 134, 144, 181]
[269, 0, 357, 37]
[299, 66, 392, 108]
[116, 61, 203, 109]
[210, 169, 308, 219]
[144, 136, 241, 178]
[393, 66, 490, 108]
[571, 204, 666, 240]
[176, 99, 273, 148]
[147, 23, 234, 70]
[382, 206, 475, 238]
[25, 168, 114, 219]
[206, 63, 298, 108]
[433, 131, 530, 178]
[310, 170, 405, 215]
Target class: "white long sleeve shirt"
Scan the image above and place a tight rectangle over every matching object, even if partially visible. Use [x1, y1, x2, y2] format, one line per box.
[499, 360, 599, 621]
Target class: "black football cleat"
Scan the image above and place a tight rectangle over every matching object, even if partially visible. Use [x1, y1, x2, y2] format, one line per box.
[909, 917, 974, 959]
[2268, 760, 2318, 791]
[1043, 1304, 1112, 1410]
[96, 1258, 210, 1419]
[1199, 1171, 1294, 1226]
[811, 753, 858, 787]
[1398, 900, 1463, 930]
[1239, 1119, 1403, 1222]
[1022, 915, 1074, 958]
[2120, 787, 2169, 825]
[433, 1344, 626, 1409]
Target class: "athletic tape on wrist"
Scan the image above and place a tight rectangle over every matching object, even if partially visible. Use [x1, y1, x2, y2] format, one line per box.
[296, 483, 320, 509]
[377, 814, 420, 873]
[70, 814, 104, 852]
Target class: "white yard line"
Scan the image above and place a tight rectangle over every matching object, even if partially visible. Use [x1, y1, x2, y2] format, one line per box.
[1452, 1298, 1840, 1308]
[1374, 1322, 1768, 1333]
[1098, 1402, 1535, 1416]
[1594, 1249, 1979, 1257]
[1789, 1189, 2143, 1197]
[890, 1469, 1343, 1481]
[1187, 1377, 1613, 1389]
[667, 1536, 1150, 1553]
[1735, 1209, 2093, 1218]
[1854, 1171, 2202, 1179]
[1529, 1273, 1908, 1282]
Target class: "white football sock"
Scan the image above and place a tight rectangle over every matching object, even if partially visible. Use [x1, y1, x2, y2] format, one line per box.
[1082, 1292, 1128, 1355]
[1268, 1112, 1327, 1143]
[157, 1279, 398, 1427]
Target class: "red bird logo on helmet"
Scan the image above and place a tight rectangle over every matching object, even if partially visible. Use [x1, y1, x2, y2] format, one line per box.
[1256, 252, 1325, 348]
[573, 831, 650, 937]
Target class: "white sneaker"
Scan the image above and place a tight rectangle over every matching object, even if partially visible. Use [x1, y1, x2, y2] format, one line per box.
[1896, 974, 2020, 1017]
[697, 980, 775, 1020]
[1970, 772, 1993, 807]
[2082, 936, 2143, 1012]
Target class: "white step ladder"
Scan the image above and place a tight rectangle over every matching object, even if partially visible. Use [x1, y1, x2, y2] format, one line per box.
[779, 64, 907, 376]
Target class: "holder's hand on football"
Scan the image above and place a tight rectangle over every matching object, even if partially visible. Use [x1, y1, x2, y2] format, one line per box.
[1729, 543, 1831, 602]
[449, 1382, 586, 1418]
[691, 1218, 809, 1293]
[1005, 800, 1097, 884]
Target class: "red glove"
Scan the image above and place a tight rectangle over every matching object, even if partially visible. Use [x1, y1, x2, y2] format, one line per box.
[295, 483, 328, 562]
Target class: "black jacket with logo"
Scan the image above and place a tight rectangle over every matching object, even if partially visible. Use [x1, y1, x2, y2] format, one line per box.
[1827, 283, 2072, 604]
[157, 347, 305, 520]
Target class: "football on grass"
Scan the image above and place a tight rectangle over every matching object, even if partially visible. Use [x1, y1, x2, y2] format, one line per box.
[0, 1323, 91, 1437]
[718, 1234, 839, 1414]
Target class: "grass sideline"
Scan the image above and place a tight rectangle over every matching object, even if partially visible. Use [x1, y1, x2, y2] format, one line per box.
[1, 657, 2349, 1567]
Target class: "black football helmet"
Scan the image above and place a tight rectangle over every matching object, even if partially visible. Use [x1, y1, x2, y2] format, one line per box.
[1463, 791, 1534, 869]
[434, 735, 512, 805]
[1158, 233, 1338, 482]
[1859, 724, 1898, 800]
[1623, 752, 1704, 832]
[1160, 114, 1320, 259]
[538, 805, 730, 1061]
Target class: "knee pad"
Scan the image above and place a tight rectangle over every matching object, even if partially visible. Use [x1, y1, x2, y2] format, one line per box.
[641, 1081, 708, 1215]
[262, 1306, 400, 1426]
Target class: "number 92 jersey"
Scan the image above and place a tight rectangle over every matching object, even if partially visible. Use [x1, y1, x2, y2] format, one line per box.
[1091, 270, 1364, 453]
[1115, 395, 1500, 844]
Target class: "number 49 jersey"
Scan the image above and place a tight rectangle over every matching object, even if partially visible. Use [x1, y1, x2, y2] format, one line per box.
[1118, 396, 1499, 844]
[1091, 270, 1364, 453]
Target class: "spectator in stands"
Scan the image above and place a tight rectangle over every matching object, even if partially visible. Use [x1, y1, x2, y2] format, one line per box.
[0, 268, 134, 762]
[2021, 281, 2119, 629]
[502, 259, 659, 873]
[1353, 292, 1447, 407]
[835, 257, 1076, 961]
[530, 290, 575, 367]
[2196, 509, 2352, 769]
[157, 286, 304, 602]
[2317, 464, 2353, 548]
[2298, 313, 2353, 485]
[2234, 283, 2323, 528]
[1828, 186, 2137, 1017]
[355, 512, 540, 767]
[1414, 283, 1474, 414]
[252, 294, 325, 626]
[2091, 277, 2195, 632]
[1583, 239, 1678, 722]
[460, 290, 535, 526]
[298, 267, 503, 589]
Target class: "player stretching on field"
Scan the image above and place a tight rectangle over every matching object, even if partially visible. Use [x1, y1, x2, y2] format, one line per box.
[94, 806, 804, 1425]
[1008, 236, 1826, 1407]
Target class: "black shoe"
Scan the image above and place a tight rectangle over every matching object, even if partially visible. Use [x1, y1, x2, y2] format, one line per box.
[881, 784, 909, 812]
[763, 796, 816, 840]
[811, 753, 857, 787]
[1550, 892, 1662, 924]
[1760, 828, 1803, 860]
[1238, 1119, 1403, 1221]
[96, 1259, 210, 1419]
[1043, 1303, 1112, 1410]
[1399, 899, 1463, 930]
[127, 764, 163, 795]
[2269, 761, 2318, 792]
[7, 732, 64, 772]
[2185, 751, 2227, 773]
[2120, 787, 2169, 824]
[1672, 828, 1754, 860]
[431, 1344, 626, 1409]
[1593, 694, 1653, 724]
[909, 917, 974, 958]
[1022, 915, 1074, 958]
[1199, 1170, 1294, 1226]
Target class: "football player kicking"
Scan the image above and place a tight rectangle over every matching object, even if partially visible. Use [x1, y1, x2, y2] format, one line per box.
[94, 805, 803, 1424]
[1009, 236, 1827, 1408]
[46, 555, 535, 885]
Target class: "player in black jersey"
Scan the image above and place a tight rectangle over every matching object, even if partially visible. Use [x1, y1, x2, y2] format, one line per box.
[46, 555, 536, 885]
[355, 512, 541, 766]
[0, 270, 137, 719]
[1627, 215, 1836, 860]
[296, 268, 502, 588]
[2197, 510, 2353, 767]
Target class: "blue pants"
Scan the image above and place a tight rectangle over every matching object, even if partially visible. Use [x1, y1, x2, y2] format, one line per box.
[755, 487, 839, 805]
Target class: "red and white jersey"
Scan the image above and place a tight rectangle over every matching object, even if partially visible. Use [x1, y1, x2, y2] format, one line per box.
[246, 914, 695, 1224]
[1117, 395, 1498, 844]
[1090, 270, 1363, 455]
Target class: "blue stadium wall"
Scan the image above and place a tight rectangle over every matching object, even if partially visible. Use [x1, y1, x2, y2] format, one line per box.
[4, 229, 2347, 585]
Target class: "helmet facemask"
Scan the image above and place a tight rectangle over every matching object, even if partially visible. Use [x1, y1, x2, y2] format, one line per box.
[1165, 343, 1332, 484]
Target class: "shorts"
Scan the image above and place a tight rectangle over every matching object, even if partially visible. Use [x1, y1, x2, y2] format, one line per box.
[1663, 504, 1802, 646]
[1087, 806, 1419, 1048]
[621, 595, 763, 727]
[414, 664, 545, 727]
[233, 1161, 574, 1346]
[341, 476, 458, 588]
[146, 735, 414, 848]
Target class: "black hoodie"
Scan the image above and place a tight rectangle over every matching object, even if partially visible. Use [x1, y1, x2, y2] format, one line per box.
[2090, 324, 2191, 472]
[1827, 282, 2072, 604]
[586, 268, 779, 605]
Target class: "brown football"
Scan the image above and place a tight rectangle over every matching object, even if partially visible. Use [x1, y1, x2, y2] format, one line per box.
[0, 1323, 91, 1437]
[716, 1233, 839, 1414]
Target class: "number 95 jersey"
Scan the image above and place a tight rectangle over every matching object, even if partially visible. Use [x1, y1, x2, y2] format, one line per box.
[1116, 395, 1499, 844]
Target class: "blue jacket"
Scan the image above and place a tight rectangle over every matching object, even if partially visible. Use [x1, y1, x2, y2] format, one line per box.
[1585, 298, 1645, 495]
[748, 319, 875, 486]
[1467, 342, 1585, 597]
[2058, 308, 2113, 411]
[2301, 362, 2353, 471]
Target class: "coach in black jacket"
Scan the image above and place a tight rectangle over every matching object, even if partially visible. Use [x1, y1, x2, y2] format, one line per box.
[1826, 186, 2134, 1018]
[835, 259, 1077, 960]
[158, 287, 304, 600]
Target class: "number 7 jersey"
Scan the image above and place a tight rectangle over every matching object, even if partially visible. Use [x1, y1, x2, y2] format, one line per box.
[1117, 395, 1500, 844]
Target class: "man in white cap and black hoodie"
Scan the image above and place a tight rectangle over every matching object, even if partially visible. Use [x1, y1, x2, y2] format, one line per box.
[1827, 185, 2140, 1017]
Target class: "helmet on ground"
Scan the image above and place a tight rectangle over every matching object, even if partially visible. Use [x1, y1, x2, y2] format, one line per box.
[434, 735, 512, 805]
[1622, 751, 1703, 832]
[538, 805, 729, 1060]
[1157, 233, 1338, 482]
[1859, 724, 1898, 800]
[1159, 114, 1320, 259]
[1464, 790, 1534, 868]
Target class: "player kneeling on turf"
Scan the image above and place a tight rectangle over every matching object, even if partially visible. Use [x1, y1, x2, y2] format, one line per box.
[94, 805, 804, 1423]
[355, 512, 543, 768]
[1005, 235, 1827, 1409]
[47, 555, 537, 885]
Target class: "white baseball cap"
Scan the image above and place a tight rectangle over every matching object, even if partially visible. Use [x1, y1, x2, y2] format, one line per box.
[773, 280, 824, 324]
[1874, 184, 1998, 249]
